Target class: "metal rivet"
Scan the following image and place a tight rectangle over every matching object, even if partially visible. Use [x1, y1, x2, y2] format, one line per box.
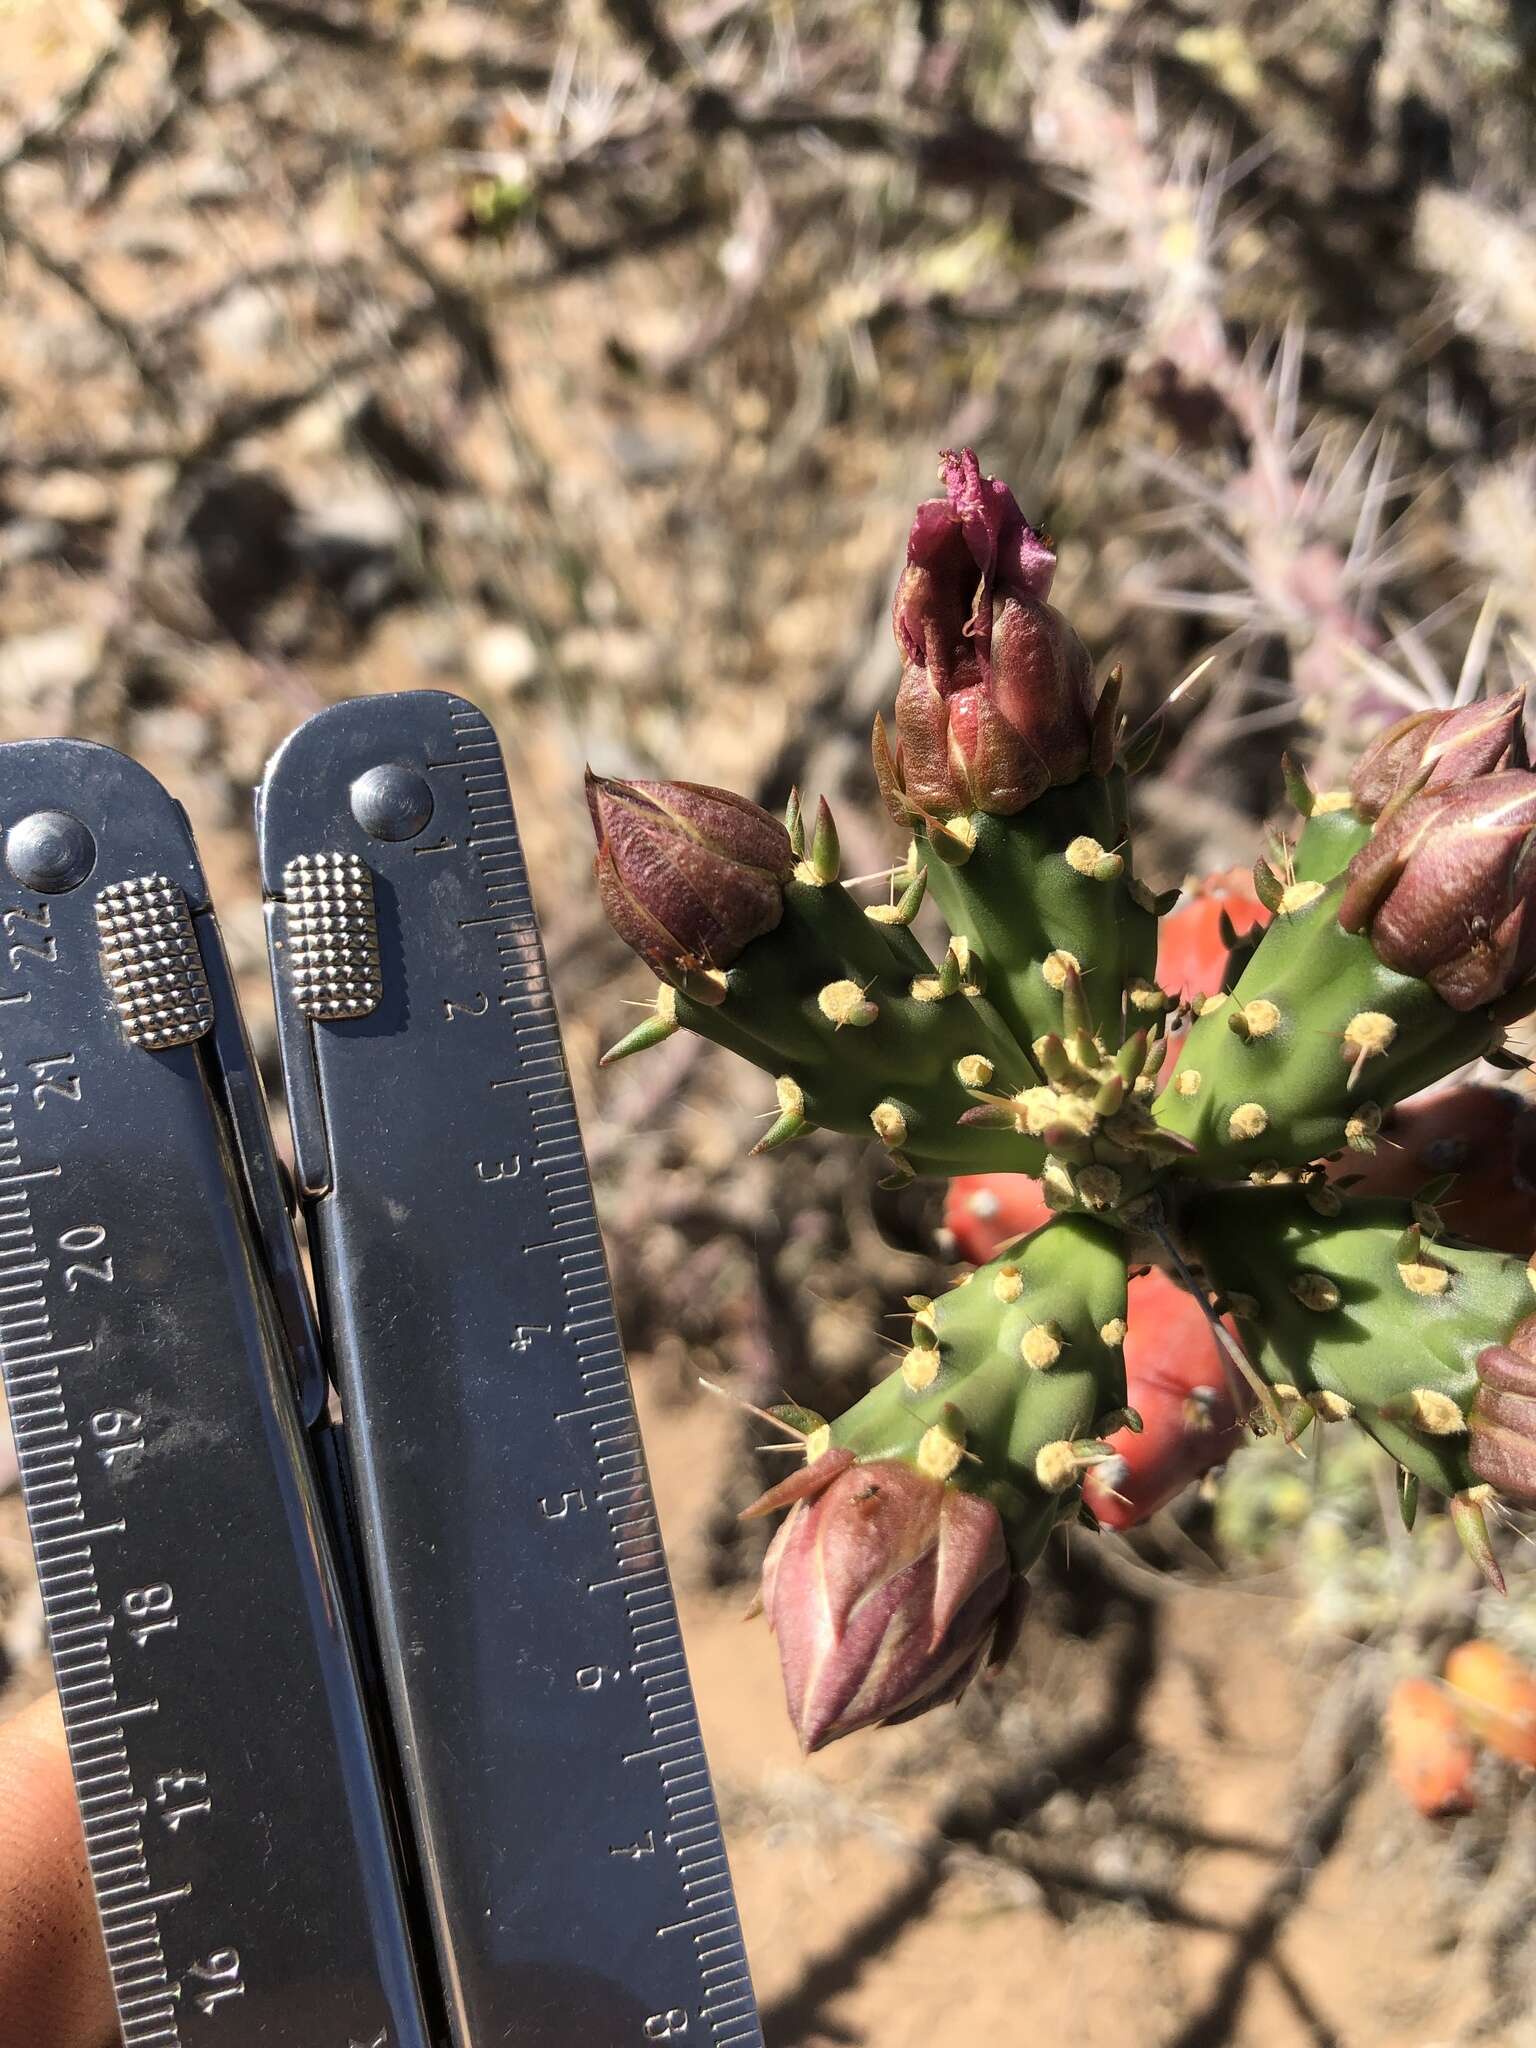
[350, 764, 434, 843]
[5, 810, 96, 893]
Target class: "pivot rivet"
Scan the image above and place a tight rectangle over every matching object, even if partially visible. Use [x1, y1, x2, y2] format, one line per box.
[350, 764, 433, 843]
[6, 810, 96, 892]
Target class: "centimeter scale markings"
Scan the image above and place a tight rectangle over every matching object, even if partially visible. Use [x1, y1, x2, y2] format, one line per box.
[0, 1059, 181, 2045]
[0, 743, 433, 2048]
[449, 707, 757, 2039]
[260, 693, 761, 2048]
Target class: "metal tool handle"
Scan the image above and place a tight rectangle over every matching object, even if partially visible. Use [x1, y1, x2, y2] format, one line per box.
[0, 741, 433, 2048]
[259, 695, 762, 2048]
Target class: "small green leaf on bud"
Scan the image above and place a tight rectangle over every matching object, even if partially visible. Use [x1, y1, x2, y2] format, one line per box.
[785, 787, 805, 857]
[808, 796, 841, 884]
[754, 1075, 812, 1154]
[1282, 751, 1315, 819]
[867, 866, 928, 927]
[1252, 858, 1285, 913]
[600, 983, 681, 1065]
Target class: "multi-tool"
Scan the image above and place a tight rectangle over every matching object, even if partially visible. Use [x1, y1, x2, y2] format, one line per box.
[0, 692, 761, 2047]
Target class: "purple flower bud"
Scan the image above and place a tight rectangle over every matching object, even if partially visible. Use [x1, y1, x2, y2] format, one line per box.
[883, 449, 1097, 820]
[753, 1454, 1014, 1751]
[586, 773, 793, 1002]
[1351, 690, 1524, 820]
[1337, 773, 1536, 1010]
[1470, 1316, 1536, 1506]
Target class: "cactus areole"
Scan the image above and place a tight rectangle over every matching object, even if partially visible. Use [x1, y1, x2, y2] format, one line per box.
[590, 449, 1536, 1749]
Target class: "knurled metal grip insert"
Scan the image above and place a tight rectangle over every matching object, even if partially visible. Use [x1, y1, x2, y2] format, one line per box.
[283, 851, 382, 1020]
[95, 874, 215, 1050]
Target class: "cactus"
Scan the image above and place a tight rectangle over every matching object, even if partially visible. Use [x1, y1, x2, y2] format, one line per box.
[588, 447, 1536, 1746]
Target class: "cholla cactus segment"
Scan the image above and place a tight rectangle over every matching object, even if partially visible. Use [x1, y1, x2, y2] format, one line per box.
[599, 832, 1044, 1173]
[1185, 1187, 1535, 1497]
[808, 1216, 1129, 1573]
[1155, 875, 1497, 1175]
[1289, 799, 1373, 887]
[742, 1216, 1126, 1743]
[916, 776, 1160, 1055]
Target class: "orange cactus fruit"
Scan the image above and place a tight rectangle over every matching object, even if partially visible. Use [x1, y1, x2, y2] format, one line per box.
[942, 1172, 1054, 1266]
[1385, 1676, 1479, 1817]
[1443, 1640, 1536, 1769]
[1155, 869, 1270, 1004]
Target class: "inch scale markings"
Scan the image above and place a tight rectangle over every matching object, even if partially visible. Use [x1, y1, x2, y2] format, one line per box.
[0, 1049, 184, 2048]
[449, 706, 761, 2046]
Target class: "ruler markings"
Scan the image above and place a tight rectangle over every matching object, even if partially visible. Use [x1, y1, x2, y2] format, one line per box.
[453, 719, 757, 2043]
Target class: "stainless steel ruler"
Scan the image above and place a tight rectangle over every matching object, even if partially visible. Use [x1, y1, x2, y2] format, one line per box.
[0, 694, 760, 2048]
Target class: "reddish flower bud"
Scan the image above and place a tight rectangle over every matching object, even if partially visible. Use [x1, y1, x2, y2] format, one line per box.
[586, 773, 793, 1001]
[1351, 690, 1524, 821]
[1338, 773, 1536, 1010]
[883, 449, 1097, 820]
[1470, 1316, 1536, 1506]
[755, 1456, 1014, 1751]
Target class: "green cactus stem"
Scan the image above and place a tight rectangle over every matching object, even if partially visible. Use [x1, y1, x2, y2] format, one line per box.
[1155, 876, 1497, 1177]
[915, 773, 1163, 1055]
[1184, 1186, 1536, 1501]
[607, 860, 1046, 1176]
[805, 1215, 1130, 1572]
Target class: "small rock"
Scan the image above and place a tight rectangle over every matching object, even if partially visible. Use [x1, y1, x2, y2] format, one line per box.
[0, 623, 104, 719]
[471, 622, 540, 695]
[21, 471, 115, 524]
[203, 284, 285, 363]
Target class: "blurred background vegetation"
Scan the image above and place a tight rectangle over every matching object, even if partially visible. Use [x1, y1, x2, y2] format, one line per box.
[3, 2, 1536, 2041]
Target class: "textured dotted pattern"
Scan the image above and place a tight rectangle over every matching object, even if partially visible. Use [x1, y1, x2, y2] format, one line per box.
[283, 851, 382, 1020]
[95, 874, 214, 1050]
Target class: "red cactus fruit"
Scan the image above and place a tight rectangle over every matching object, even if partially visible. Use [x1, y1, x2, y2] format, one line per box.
[1155, 868, 1270, 1003]
[1386, 1676, 1479, 1817]
[942, 1172, 1053, 1265]
[1338, 1084, 1536, 1256]
[1082, 1267, 1247, 1531]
